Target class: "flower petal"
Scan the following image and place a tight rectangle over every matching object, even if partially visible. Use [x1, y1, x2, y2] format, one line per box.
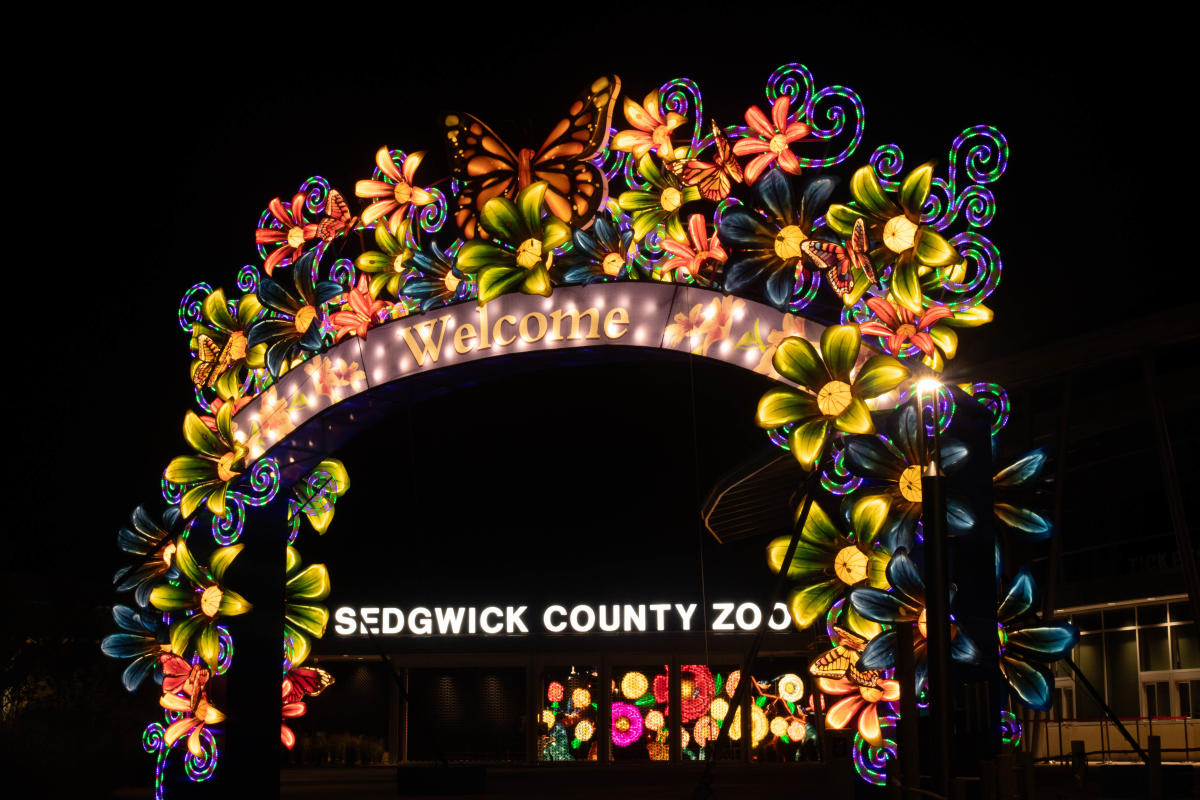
[756, 387, 819, 428]
[854, 355, 910, 399]
[1000, 655, 1054, 711]
[833, 397, 874, 434]
[899, 162, 934, 217]
[787, 580, 842, 629]
[849, 166, 899, 217]
[820, 325, 860, 383]
[789, 418, 830, 470]
[773, 336, 829, 390]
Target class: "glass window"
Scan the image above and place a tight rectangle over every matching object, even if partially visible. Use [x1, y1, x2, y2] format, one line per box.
[1178, 682, 1192, 719]
[1144, 682, 1170, 718]
[1139, 627, 1170, 672]
[1073, 612, 1101, 632]
[1145, 684, 1158, 717]
[538, 666, 599, 761]
[1170, 625, 1199, 669]
[748, 661, 817, 763]
[1137, 605, 1167, 626]
[1075, 634, 1103, 719]
[1104, 631, 1139, 717]
[1169, 602, 1194, 622]
[1104, 609, 1135, 629]
[681, 664, 741, 761]
[610, 665, 670, 761]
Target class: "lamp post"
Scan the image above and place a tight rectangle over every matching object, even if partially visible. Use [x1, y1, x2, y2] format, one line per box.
[917, 378, 952, 798]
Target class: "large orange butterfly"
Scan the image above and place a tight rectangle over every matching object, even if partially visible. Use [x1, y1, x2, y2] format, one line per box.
[192, 334, 235, 389]
[442, 75, 621, 239]
[314, 189, 357, 242]
[682, 121, 744, 201]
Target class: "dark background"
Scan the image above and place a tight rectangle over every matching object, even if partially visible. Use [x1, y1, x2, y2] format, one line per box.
[5, 10, 1189, 794]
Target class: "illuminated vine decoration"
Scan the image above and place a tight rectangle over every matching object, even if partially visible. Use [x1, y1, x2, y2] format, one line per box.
[852, 713, 898, 786]
[999, 710, 1022, 747]
[110, 63, 1029, 793]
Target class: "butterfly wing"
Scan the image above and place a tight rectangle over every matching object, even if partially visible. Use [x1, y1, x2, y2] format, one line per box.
[801, 240, 853, 294]
[192, 335, 223, 388]
[711, 120, 744, 184]
[529, 75, 621, 227]
[809, 644, 852, 679]
[443, 112, 521, 239]
[284, 667, 335, 704]
[315, 190, 356, 241]
[682, 160, 730, 202]
[847, 217, 878, 286]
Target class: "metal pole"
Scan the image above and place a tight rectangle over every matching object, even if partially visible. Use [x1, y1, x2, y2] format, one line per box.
[895, 620, 920, 799]
[1044, 379, 1071, 617]
[920, 383, 953, 797]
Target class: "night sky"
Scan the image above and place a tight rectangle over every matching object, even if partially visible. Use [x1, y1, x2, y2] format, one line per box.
[7, 12, 1185, 793]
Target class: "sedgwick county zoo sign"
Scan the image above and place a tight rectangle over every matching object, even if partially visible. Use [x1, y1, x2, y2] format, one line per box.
[334, 601, 795, 637]
[232, 282, 890, 464]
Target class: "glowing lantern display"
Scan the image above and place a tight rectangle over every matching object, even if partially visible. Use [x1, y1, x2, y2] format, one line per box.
[778, 673, 805, 703]
[571, 687, 591, 708]
[575, 719, 595, 742]
[621, 671, 648, 699]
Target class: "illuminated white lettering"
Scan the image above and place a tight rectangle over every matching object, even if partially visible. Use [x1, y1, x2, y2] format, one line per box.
[711, 602, 735, 631]
[571, 604, 596, 632]
[544, 605, 567, 632]
[675, 603, 698, 631]
[409, 607, 432, 635]
[468, 607, 476, 634]
[480, 606, 504, 634]
[623, 604, 646, 632]
[382, 607, 404, 634]
[334, 606, 356, 635]
[435, 607, 465, 634]
[399, 315, 451, 366]
[506, 606, 528, 633]
[360, 607, 380, 634]
[769, 602, 791, 631]
[649, 603, 671, 631]
[736, 602, 762, 631]
[598, 604, 621, 632]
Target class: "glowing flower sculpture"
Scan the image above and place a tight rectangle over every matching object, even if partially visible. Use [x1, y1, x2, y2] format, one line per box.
[826, 163, 959, 313]
[102, 605, 170, 692]
[858, 296, 956, 372]
[149, 539, 251, 668]
[160, 663, 225, 758]
[992, 447, 1056, 542]
[997, 569, 1078, 710]
[247, 250, 344, 378]
[188, 288, 264, 396]
[283, 546, 331, 669]
[402, 243, 472, 310]
[843, 402, 974, 546]
[355, 147, 434, 235]
[113, 505, 183, 607]
[329, 276, 392, 341]
[819, 661, 900, 748]
[658, 213, 726, 285]
[562, 214, 638, 284]
[720, 171, 835, 308]
[618, 154, 701, 242]
[849, 549, 979, 696]
[255, 193, 315, 276]
[767, 496, 893, 629]
[456, 182, 570, 304]
[164, 403, 248, 518]
[756, 325, 910, 469]
[612, 89, 685, 160]
[732, 95, 812, 184]
[354, 219, 418, 299]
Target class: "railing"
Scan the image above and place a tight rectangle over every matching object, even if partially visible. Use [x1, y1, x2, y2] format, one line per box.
[1026, 716, 1199, 763]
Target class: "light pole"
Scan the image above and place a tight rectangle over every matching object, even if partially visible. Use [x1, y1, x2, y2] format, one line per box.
[916, 378, 952, 798]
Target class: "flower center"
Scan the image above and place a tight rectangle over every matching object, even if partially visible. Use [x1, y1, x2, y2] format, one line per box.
[216, 451, 242, 483]
[816, 380, 853, 417]
[294, 305, 317, 333]
[161, 542, 177, 567]
[200, 585, 223, 618]
[601, 252, 625, 277]
[660, 187, 682, 212]
[774, 225, 808, 260]
[899, 464, 923, 502]
[833, 545, 869, 585]
[895, 323, 916, 340]
[882, 215, 918, 253]
[392, 250, 412, 273]
[615, 716, 630, 733]
[443, 272, 461, 293]
[918, 608, 928, 640]
[226, 331, 248, 361]
[516, 238, 543, 269]
[769, 133, 789, 154]
[681, 677, 695, 698]
[393, 181, 413, 205]
[286, 227, 306, 249]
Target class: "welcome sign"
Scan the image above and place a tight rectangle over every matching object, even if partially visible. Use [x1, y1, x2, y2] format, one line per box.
[231, 282, 884, 464]
[334, 601, 795, 637]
